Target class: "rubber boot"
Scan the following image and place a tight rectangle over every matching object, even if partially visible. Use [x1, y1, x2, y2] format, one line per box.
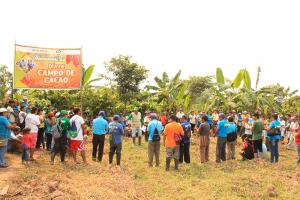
[133, 137, 136, 145]
[138, 137, 142, 145]
[174, 159, 179, 171]
[166, 158, 171, 171]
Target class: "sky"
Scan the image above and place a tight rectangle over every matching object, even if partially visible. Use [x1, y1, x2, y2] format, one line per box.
[0, 0, 299, 90]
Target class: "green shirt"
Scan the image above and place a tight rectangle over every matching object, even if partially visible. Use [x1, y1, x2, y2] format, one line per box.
[253, 120, 263, 140]
[58, 117, 70, 132]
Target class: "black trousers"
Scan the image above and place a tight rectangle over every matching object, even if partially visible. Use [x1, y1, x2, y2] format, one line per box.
[46, 132, 52, 150]
[109, 142, 122, 165]
[36, 128, 45, 149]
[216, 137, 227, 162]
[51, 136, 67, 162]
[92, 134, 105, 161]
[179, 142, 190, 163]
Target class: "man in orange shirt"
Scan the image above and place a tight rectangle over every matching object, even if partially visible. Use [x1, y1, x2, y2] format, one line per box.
[158, 112, 168, 127]
[163, 115, 184, 171]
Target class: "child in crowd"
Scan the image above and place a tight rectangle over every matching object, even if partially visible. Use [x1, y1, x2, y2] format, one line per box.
[21, 128, 32, 165]
[239, 136, 254, 160]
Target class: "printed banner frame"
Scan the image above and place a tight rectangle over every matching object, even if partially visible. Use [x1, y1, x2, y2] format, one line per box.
[14, 44, 82, 90]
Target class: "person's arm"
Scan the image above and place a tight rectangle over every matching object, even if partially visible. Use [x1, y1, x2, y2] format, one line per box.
[120, 125, 124, 135]
[127, 113, 132, 120]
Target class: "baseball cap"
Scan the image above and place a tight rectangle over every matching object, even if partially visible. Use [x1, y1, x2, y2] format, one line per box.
[113, 115, 120, 121]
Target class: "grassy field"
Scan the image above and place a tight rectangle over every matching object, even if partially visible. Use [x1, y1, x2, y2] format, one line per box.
[1, 136, 299, 200]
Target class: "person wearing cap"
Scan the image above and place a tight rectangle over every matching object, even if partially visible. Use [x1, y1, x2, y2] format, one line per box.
[92, 111, 108, 162]
[179, 115, 191, 164]
[25, 107, 40, 160]
[127, 108, 143, 145]
[266, 114, 281, 163]
[108, 115, 124, 166]
[0, 108, 17, 168]
[226, 116, 237, 160]
[147, 113, 163, 167]
[45, 112, 56, 151]
[143, 111, 152, 142]
[216, 113, 229, 163]
[163, 114, 184, 171]
[50, 110, 70, 165]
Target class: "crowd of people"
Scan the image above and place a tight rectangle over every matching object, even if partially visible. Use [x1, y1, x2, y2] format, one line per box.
[0, 94, 300, 172]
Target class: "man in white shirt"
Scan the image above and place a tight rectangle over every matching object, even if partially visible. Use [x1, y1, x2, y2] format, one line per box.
[25, 107, 40, 160]
[287, 117, 299, 150]
[70, 107, 87, 164]
[176, 107, 185, 121]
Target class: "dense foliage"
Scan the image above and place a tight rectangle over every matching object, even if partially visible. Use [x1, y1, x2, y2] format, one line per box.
[1, 57, 300, 117]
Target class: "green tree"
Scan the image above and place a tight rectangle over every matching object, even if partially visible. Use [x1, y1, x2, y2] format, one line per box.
[105, 55, 149, 104]
[0, 65, 13, 102]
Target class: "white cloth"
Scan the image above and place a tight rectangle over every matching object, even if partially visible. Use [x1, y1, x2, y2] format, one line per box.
[19, 111, 26, 124]
[25, 113, 40, 132]
[189, 114, 196, 124]
[70, 115, 84, 141]
[176, 112, 185, 119]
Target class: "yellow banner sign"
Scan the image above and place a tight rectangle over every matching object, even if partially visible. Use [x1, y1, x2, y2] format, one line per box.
[14, 44, 82, 89]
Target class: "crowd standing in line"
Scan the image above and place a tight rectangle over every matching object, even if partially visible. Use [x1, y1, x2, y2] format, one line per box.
[0, 94, 300, 171]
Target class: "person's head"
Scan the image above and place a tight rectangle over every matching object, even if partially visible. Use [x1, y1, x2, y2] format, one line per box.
[0, 108, 8, 117]
[169, 114, 177, 122]
[60, 110, 67, 117]
[113, 115, 120, 122]
[253, 113, 260, 120]
[219, 113, 226, 120]
[31, 107, 38, 114]
[214, 109, 218, 114]
[22, 128, 31, 135]
[181, 115, 187, 122]
[8, 100, 15, 106]
[20, 106, 26, 112]
[150, 113, 157, 120]
[271, 113, 278, 121]
[98, 110, 105, 117]
[202, 115, 208, 123]
[38, 109, 43, 115]
[134, 107, 139, 114]
[48, 112, 54, 118]
[191, 111, 195, 115]
[179, 107, 182, 112]
[73, 107, 80, 115]
[228, 116, 234, 122]
[286, 114, 291, 119]
[232, 110, 236, 115]
[23, 96, 28, 102]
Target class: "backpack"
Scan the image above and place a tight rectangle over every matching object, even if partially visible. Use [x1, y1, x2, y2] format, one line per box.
[152, 123, 160, 142]
[51, 121, 62, 139]
[67, 118, 78, 139]
[268, 124, 281, 136]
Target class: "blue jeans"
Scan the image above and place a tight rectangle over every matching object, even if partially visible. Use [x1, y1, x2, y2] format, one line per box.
[0, 143, 8, 166]
[22, 144, 30, 162]
[270, 139, 279, 163]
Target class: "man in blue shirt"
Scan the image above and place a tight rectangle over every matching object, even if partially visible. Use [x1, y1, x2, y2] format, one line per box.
[92, 111, 108, 162]
[180, 115, 191, 164]
[266, 114, 281, 163]
[216, 113, 228, 163]
[0, 108, 16, 168]
[108, 115, 124, 166]
[147, 113, 163, 167]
